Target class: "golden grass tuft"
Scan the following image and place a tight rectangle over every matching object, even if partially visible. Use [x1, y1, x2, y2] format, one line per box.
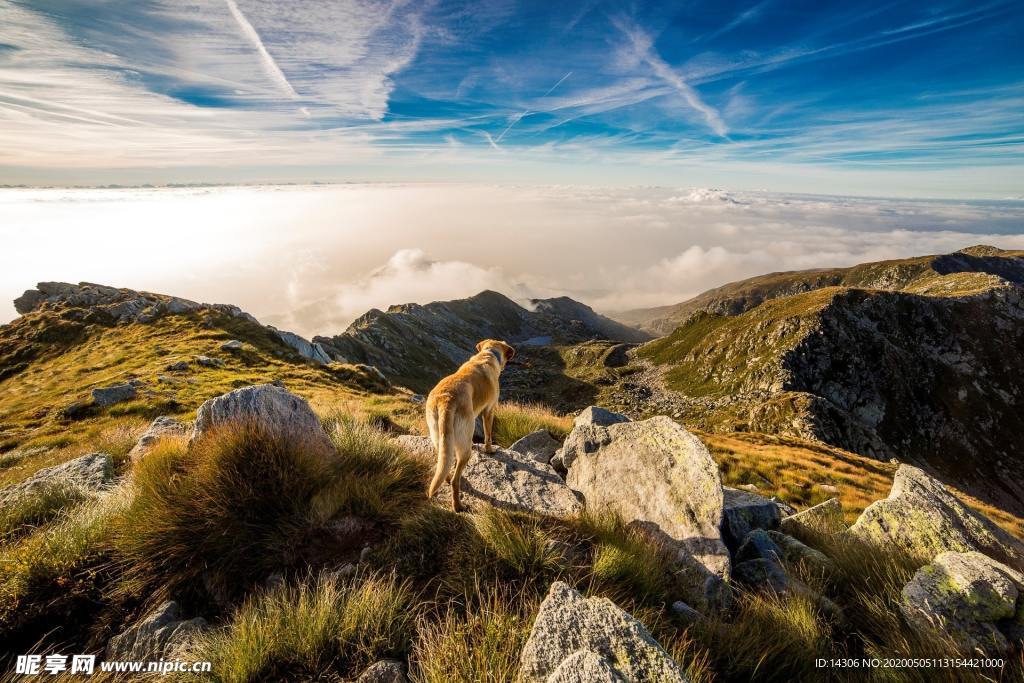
[410, 586, 537, 683]
[187, 571, 415, 682]
[492, 401, 572, 448]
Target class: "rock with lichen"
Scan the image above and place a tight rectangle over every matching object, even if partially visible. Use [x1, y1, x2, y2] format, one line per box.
[849, 465, 1024, 569]
[900, 551, 1024, 656]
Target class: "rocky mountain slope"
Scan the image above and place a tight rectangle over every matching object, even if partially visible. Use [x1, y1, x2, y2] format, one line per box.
[627, 248, 1024, 516]
[3, 272, 1024, 681]
[314, 290, 650, 393]
[617, 245, 1024, 335]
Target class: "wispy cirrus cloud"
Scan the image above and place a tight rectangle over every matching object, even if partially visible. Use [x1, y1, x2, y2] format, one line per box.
[612, 17, 728, 136]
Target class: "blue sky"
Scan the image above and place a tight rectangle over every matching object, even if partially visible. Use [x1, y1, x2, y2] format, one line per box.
[1, 0, 1022, 195]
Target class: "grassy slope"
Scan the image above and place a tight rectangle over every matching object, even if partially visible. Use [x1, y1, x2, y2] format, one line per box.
[0, 309, 415, 488]
[701, 430, 1024, 537]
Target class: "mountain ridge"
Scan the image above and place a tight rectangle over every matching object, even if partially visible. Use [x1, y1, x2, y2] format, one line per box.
[616, 245, 1024, 335]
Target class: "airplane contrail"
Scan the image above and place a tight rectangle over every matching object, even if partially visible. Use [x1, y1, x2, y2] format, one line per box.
[224, 0, 300, 101]
[495, 71, 573, 144]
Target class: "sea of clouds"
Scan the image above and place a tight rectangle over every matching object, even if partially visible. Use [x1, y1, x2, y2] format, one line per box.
[1, 184, 1022, 338]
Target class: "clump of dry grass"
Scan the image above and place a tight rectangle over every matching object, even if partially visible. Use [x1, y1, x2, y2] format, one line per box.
[111, 418, 428, 608]
[493, 401, 572, 447]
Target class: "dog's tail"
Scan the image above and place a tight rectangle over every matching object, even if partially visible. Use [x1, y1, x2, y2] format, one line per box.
[427, 397, 456, 498]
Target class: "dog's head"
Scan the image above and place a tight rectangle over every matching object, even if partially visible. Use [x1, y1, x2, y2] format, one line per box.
[476, 339, 516, 368]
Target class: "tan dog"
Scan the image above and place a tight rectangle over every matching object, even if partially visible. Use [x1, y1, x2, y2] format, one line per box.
[425, 339, 516, 512]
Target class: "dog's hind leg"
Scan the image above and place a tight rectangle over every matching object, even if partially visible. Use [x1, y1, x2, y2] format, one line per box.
[427, 401, 455, 499]
[450, 444, 473, 513]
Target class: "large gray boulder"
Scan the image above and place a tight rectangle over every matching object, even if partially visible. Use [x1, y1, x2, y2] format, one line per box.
[91, 383, 137, 407]
[780, 498, 844, 535]
[519, 582, 687, 683]
[396, 436, 581, 518]
[900, 551, 1024, 656]
[0, 452, 112, 508]
[565, 416, 729, 609]
[510, 429, 561, 465]
[721, 487, 781, 550]
[190, 384, 334, 456]
[849, 465, 1024, 569]
[107, 601, 207, 660]
[551, 407, 630, 472]
[129, 416, 189, 461]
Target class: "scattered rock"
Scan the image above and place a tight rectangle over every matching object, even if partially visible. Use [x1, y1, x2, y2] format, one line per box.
[765, 531, 834, 574]
[816, 483, 839, 494]
[510, 429, 561, 464]
[397, 436, 581, 517]
[900, 551, 1024, 656]
[356, 660, 408, 683]
[61, 399, 92, 420]
[519, 581, 687, 683]
[91, 383, 137, 407]
[670, 600, 702, 623]
[220, 339, 244, 351]
[0, 452, 112, 508]
[191, 384, 335, 457]
[107, 601, 207, 660]
[128, 416, 189, 461]
[849, 465, 1024, 569]
[195, 355, 224, 368]
[733, 557, 792, 594]
[565, 416, 729, 609]
[721, 487, 781, 550]
[735, 529, 783, 565]
[780, 498, 844, 536]
[165, 360, 190, 372]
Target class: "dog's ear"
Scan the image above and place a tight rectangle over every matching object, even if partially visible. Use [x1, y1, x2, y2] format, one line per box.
[502, 342, 516, 361]
[476, 340, 487, 353]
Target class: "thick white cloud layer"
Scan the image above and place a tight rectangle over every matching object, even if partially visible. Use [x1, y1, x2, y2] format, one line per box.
[1, 184, 1022, 337]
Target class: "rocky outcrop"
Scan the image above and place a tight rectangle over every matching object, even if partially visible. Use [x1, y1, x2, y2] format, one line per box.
[397, 436, 581, 517]
[510, 429, 561, 464]
[107, 601, 207, 660]
[518, 582, 687, 683]
[0, 452, 112, 508]
[631, 247, 1024, 515]
[129, 416, 189, 461]
[900, 551, 1024, 656]
[780, 498, 844, 535]
[269, 327, 333, 365]
[849, 466, 1024, 569]
[191, 384, 335, 456]
[13, 281, 257, 326]
[91, 382, 137, 407]
[565, 416, 729, 608]
[721, 487, 781, 550]
[313, 290, 650, 393]
[551, 406, 630, 472]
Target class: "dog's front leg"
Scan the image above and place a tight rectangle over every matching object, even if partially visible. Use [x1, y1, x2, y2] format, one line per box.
[482, 406, 496, 453]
